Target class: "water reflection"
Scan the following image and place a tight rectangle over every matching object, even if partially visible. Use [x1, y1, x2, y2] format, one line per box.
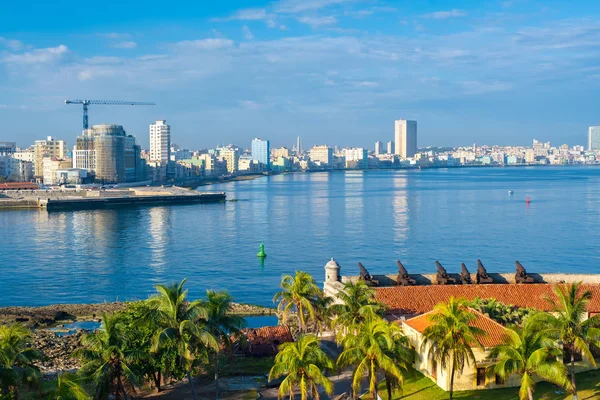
[149, 207, 172, 272]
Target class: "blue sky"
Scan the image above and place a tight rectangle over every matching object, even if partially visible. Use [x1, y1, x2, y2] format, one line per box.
[2, 0, 600, 149]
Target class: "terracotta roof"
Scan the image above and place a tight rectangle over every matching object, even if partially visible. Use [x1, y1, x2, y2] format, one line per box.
[403, 308, 507, 348]
[0, 182, 38, 190]
[242, 325, 293, 346]
[376, 283, 600, 315]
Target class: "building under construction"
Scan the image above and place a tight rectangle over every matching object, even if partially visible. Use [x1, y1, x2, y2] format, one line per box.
[73, 124, 144, 183]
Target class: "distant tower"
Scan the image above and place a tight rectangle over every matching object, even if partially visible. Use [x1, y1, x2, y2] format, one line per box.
[473, 142, 476, 153]
[375, 141, 383, 155]
[588, 126, 600, 151]
[387, 141, 394, 154]
[394, 119, 417, 158]
[296, 136, 302, 154]
[324, 258, 341, 284]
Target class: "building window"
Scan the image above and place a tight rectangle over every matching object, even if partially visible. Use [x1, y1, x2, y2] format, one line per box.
[495, 374, 504, 385]
[476, 368, 486, 387]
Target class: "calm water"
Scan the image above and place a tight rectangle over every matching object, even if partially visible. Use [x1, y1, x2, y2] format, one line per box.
[2, 167, 600, 307]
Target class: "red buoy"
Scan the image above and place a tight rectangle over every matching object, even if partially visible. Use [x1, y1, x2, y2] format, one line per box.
[526, 196, 531, 204]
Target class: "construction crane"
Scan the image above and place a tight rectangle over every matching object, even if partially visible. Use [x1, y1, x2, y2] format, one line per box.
[65, 100, 156, 130]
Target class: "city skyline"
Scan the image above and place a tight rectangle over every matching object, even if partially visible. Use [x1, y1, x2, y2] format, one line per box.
[2, 1, 600, 148]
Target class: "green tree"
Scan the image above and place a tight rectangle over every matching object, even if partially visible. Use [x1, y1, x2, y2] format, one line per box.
[45, 372, 91, 400]
[204, 290, 246, 399]
[421, 297, 485, 400]
[116, 301, 184, 392]
[147, 279, 218, 400]
[0, 323, 42, 398]
[330, 281, 383, 330]
[487, 316, 572, 400]
[269, 334, 334, 400]
[536, 282, 600, 400]
[75, 313, 141, 400]
[273, 271, 322, 334]
[337, 315, 411, 399]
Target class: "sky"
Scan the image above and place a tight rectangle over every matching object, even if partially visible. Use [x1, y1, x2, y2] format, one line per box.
[1, 0, 600, 150]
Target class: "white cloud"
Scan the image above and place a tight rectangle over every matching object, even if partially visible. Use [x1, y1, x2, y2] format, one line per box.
[2, 45, 68, 64]
[242, 26, 255, 40]
[111, 41, 137, 49]
[460, 80, 512, 94]
[274, 0, 359, 13]
[0, 37, 23, 51]
[98, 32, 131, 39]
[422, 9, 467, 19]
[298, 16, 337, 27]
[215, 8, 270, 21]
[175, 38, 235, 50]
[239, 100, 260, 109]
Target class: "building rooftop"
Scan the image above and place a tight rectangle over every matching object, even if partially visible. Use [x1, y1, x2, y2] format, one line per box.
[376, 283, 600, 315]
[242, 325, 293, 346]
[403, 307, 507, 348]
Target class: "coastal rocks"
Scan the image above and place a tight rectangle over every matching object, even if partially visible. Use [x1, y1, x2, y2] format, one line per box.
[0, 302, 127, 328]
[230, 303, 276, 316]
[31, 330, 84, 373]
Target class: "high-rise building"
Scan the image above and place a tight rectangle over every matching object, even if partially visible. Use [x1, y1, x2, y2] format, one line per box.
[375, 141, 383, 155]
[394, 120, 417, 159]
[251, 138, 271, 170]
[588, 126, 600, 151]
[33, 137, 68, 180]
[74, 124, 141, 183]
[387, 141, 394, 154]
[0, 142, 16, 155]
[345, 148, 368, 169]
[309, 145, 333, 166]
[218, 147, 239, 174]
[149, 120, 171, 163]
[296, 136, 302, 154]
[271, 147, 290, 159]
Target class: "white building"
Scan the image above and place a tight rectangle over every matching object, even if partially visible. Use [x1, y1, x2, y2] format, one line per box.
[387, 141, 394, 154]
[394, 120, 417, 159]
[42, 158, 73, 185]
[588, 126, 600, 151]
[309, 145, 333, 166]
[219, 147, 239, 174]
[375, 141, 383, 155]
[0, 156, 33, 181]
[149, 120, 171, 163]
[11, 149, 34, 163]
[33, 137, 68, 180]
[344, 148, 368, 169]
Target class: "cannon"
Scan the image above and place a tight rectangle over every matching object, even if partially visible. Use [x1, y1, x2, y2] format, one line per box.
[435, 261, 456, 285]
[358, 262, 379, 286]
[460, 263, 472, 284]
[476, 259, 493, 284]
[396, 260, 416, 286]
[515, 261, 534, 283]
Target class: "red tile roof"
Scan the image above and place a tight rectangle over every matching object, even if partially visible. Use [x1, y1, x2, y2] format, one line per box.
[0, 182, 38, 190]
[376, 283, 600, 315]
[403, 308, 507, 348]
[242, 325, 293, 346]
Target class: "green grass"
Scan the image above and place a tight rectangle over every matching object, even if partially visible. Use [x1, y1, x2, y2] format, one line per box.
[366, 369, 600, 400]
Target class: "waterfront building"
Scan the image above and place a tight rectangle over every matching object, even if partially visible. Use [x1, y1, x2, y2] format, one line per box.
[296, 136, 302, 154]
[309, 145, 333, 166]
[271, 147, 290, 159]
[344, 147, 368, 169]
[0, 156, 33, 181]
[525, 149, 535, 163]
[588, 126, 600, 151]
[375, 141, 383, 155]
[218, 147, 239, 174]
[33, 137, 68, 181]
[387, 141, 394, 154]
[251, 138, 270, 170]
[0, 142, 16, 155]
[149, 120, 171, 181]
[11, 149, 34, 163]
[42, 158, 73, 185]
[74, 124, 141, 183]
[170, 145, 193, 162]
[394, 119, 417, 159]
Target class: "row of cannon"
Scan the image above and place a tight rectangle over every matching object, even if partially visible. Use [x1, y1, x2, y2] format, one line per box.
[357, 259, 535, 286]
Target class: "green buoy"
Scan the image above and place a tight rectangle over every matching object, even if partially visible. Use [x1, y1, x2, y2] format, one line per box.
[257, 242, 267, 258]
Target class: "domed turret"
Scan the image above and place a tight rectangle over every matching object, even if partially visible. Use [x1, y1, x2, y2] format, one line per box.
[324, 258, 341, 284]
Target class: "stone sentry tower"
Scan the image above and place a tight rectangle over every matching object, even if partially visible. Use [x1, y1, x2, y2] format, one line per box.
[324, 258, 343, 300]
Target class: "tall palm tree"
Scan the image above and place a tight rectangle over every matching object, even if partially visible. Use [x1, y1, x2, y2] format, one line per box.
[75, 313, 141, 400]
[537, 282, 600, 400]
[337, 315, 410, 399]
[421, 297, 485, 400]
[269, 334, 334, 400]
[330, 281, 383, 330]
[147, 279, 218, 400]
[487, 316, 572, 400]
[46, 372, 91, 400]
[273, 271, 322, 334]
[204, 290, 246, 399]
[0, 323, 42, 398]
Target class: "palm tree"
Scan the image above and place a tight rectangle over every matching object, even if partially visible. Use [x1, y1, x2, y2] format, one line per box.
[75, 313, 140, 400]
[421, 297, 485, 400]
[147, 279, 218, 400]
[330, 281, 383, 330]
[382, 321, 414, 400]
[204, 290, 246, 399]
[337, 315, 410, 399]
[0, 323, 43, 398]
[46, 372, 91, 400]
[273, 271, 322, 334]
[536, 282, 600, 400]
[269, 334, 334, 400]
[487, 316, 572, 400]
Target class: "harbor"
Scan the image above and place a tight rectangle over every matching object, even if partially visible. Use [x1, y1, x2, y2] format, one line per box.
[0, 185, 225, 211]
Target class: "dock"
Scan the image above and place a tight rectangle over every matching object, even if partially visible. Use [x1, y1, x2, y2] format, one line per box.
[0, 186, 226, 211]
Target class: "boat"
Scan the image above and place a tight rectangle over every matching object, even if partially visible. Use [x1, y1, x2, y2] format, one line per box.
[508, 190, 514, 195]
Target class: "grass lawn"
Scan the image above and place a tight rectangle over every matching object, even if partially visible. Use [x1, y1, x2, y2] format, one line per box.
[368, 369, 600, 400]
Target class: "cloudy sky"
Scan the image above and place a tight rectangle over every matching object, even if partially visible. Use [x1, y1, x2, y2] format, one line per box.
[2, 0, 600, 149]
